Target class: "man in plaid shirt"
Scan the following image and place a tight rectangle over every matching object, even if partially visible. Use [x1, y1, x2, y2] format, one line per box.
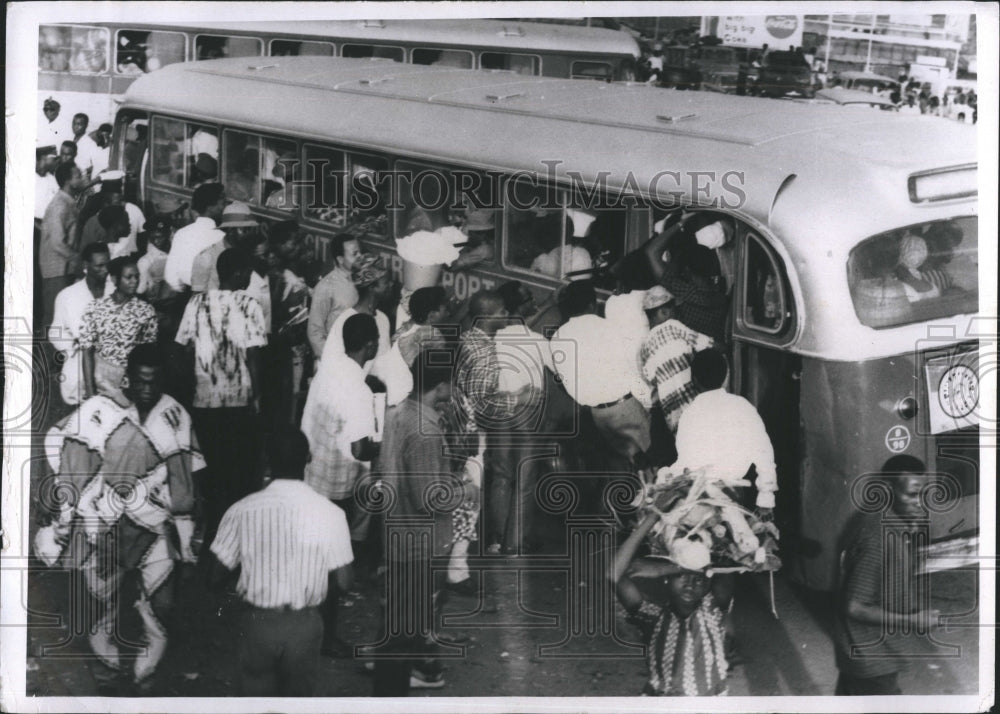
[454, 291, 522, 553]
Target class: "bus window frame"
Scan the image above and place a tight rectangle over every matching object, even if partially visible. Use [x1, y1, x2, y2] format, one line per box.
[570, 59, 614, 81]
[194, 33, 264, 61]
[478, 51, 542, 76]
[501, 177, 569, 282]
[220, 126, 300, 216]
[339, 43, 405, 62]
[410, 46, 476, 68]
[268, 38, 336, 57]
[148, 114, 220, 191]
[113, 28, 188, 76]
[738, 230, 796, 339]
[39, 23, 110, 76]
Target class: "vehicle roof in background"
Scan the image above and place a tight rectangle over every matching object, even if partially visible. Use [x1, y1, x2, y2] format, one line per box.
[158, 19, 642, 57]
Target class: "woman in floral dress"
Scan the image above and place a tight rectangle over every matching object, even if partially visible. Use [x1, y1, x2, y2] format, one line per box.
[80, 255, 158, 402]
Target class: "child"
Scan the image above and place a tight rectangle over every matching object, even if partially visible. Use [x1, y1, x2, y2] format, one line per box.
[612, 509, 734, 696]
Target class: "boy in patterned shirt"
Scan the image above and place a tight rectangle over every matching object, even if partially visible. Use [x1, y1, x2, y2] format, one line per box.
[611, 508, 734, 696]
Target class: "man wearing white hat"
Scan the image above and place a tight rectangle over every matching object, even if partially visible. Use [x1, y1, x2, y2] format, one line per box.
[639, 286, 714, 436]
[190, 201, 259, 293]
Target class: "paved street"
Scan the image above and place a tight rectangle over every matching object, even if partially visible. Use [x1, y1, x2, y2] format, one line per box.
[25, 543, 980, 698]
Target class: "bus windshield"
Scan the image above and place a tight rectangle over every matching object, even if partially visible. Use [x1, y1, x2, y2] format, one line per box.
[848, 216, 978, 329]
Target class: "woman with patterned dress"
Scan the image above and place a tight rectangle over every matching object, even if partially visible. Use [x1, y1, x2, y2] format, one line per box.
[80, 255, 158, 403]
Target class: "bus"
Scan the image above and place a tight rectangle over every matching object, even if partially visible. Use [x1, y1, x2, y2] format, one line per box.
[111, 57, 982, 590]
[36, 18, 641, 132]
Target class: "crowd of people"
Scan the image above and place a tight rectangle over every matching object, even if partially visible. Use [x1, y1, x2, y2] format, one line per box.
[32, 104, 942, 699]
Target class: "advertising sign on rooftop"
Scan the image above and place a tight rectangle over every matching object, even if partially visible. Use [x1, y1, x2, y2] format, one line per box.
[719, 15, 804, 50]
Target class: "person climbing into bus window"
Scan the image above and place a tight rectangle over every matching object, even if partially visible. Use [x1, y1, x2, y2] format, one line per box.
[450, 207, 496, 270]
[530, 210, 593, 279]
[660, 244, 728, 345]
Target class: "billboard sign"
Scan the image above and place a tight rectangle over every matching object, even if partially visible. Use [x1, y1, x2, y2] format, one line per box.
[719, 15, 804, 50]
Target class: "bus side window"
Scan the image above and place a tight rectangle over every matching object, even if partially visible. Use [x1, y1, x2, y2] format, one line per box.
[571, 60, 612, 81]
[503, 179, 567, 275]
[39, 24, 108, 74]
[115, 30, 186, 74]
[412, 48, 474, 68]
[195, 35, 263, 61]
[480, 52, 540, 75]
[151, 117, 217, 188]
[270, 39, 335, 57]
[743, 233, 791, 334]
[341, 44, 404, 62]
[302, 144, 347, 225]
[222, 130, 296, 208]
[348, 154, 391, 239]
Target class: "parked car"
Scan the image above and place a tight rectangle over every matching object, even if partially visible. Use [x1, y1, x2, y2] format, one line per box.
[752, 51, 815, 98]
[812, 87, 899, 110]
[834, 70, 899, 95]
[658, 44, 747, 91]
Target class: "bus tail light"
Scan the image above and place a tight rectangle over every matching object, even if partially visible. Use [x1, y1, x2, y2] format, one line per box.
[896, 396, 918, 420]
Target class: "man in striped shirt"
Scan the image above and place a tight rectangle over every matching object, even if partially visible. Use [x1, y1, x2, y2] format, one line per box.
[639, 286, 714, 435]
[210, 426, 354, 697]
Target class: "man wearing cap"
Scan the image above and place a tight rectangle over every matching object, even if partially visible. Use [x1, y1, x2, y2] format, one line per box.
[189, 201, 258, 293]
[164, 183, 226, 293]
[75, 122, 113, 179]
[38, 97, 68, 147]
[307, 234, 362, 359]
[640, 286, 714, 436]
[450, 207, 496, 271]
[35, 146, 59, 225]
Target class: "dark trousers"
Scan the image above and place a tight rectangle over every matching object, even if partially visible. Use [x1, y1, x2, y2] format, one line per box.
[372, 555, 440, 696]
[835, 671, 901, 695]
[238, 605, 322, 697]
[192, 407, 262, 536]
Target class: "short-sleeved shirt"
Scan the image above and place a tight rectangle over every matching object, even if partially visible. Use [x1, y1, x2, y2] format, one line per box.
[628, 594, 728, 696]
[835, 515, 924, 678]
[174, 290, 268, 408]
[301, 353, 375, 500]
[640, 319, 714, 432]
[78, 295, 158, 368]
[377, 397, 454, 562]
[211, 479, 353, 609]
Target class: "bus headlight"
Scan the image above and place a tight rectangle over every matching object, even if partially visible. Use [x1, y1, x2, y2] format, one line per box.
[896, 396, 918, 420]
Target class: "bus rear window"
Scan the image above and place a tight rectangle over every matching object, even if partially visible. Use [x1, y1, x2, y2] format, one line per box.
[115, 30, 186, 74]
[39, 24, 108, 74]
[848, 217, 978, 329]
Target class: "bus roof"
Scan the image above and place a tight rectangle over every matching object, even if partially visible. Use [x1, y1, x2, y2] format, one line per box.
[155, 19, 641, 57]
[122, 57, 979, 359]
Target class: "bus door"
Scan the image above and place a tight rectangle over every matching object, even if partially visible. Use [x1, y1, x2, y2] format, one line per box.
[730, 223, 803, 574]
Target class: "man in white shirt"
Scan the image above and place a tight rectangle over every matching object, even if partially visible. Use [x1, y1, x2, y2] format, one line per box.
[673, 349, 778, 515]
[49, 242, 111, 406]
[210, 426, 353, 696]
[550, 281, 651, 465]
[164, 183, 226, 292]
[320, 254, 392, 370]
[306, 234, 362, 358]
[74, 123, 112, 179]
[300, 313, 380, 658]
[34, 147, 59, 224]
